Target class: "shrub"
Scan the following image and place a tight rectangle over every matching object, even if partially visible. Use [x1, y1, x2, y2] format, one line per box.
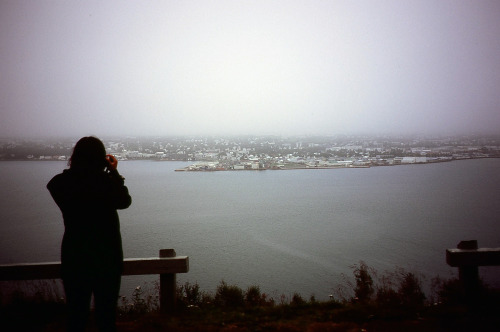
[376, 274, 400, 307]
[245, 285, 262, 307]
[291, 293, 306, 306]
[431, 276, 465, 305]
[214, 281, 244, 308]
[352, 261, 374, 302]
[119, 282, 159, 315]
[178, 281, 203, 307]
[131, 286, 148, 313]
[345, 263, 427, 311]
[1, 280, 65, 331]
[397, 271, 425, 308]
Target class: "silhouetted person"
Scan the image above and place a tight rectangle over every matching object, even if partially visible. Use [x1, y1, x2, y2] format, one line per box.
[47, 136, 131, 332]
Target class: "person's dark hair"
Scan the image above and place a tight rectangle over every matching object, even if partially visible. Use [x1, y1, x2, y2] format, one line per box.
[69, 136, 107, 171]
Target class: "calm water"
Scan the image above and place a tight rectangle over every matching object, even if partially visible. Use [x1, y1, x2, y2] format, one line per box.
[1, 159, 500, 300]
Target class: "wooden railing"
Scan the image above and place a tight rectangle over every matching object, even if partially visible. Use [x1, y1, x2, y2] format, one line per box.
[446, 240, 500, 302]
[0, 249, 189, 312]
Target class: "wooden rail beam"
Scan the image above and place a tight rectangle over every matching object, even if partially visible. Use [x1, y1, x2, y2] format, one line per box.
[0, 261, 61, 281]
[0, 249, 189, 312]
[446, 248, 500, 267]
[0, 256, 189, 280]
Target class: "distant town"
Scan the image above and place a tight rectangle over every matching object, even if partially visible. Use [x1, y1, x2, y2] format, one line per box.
[1, 134, 499, 171]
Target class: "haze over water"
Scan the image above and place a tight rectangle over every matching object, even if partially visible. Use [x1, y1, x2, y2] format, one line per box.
[1, 158, 499, 300]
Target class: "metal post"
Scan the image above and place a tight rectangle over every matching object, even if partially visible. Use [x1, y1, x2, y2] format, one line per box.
[159, 249, 177, 313]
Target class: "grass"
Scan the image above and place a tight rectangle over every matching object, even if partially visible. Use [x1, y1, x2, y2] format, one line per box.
[2, 263, 500, 331]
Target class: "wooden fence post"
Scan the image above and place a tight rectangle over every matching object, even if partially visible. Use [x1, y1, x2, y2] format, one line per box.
[447, 240, 500, 306]
[456, 240, 480, 304]
[159, 249, 177, 313]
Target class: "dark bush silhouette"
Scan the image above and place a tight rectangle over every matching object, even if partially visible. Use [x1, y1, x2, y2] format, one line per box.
[352, 261, 374, 302]
[214, 281, 245, 308]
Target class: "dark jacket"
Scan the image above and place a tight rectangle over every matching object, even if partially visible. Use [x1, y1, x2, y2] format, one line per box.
[47, 168, 132, 279]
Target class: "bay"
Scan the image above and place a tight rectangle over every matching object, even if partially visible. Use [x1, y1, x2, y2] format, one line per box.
[1, 159, 499, 300]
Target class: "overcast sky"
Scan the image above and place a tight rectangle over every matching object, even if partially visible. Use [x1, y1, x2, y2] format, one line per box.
[1, 1, 499, 138]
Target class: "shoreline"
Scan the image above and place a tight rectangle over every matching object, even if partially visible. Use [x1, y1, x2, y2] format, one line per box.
[174, 156, 498, 172]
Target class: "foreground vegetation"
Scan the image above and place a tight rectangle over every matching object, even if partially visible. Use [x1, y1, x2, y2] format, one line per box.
[2, 263, 499, 331]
